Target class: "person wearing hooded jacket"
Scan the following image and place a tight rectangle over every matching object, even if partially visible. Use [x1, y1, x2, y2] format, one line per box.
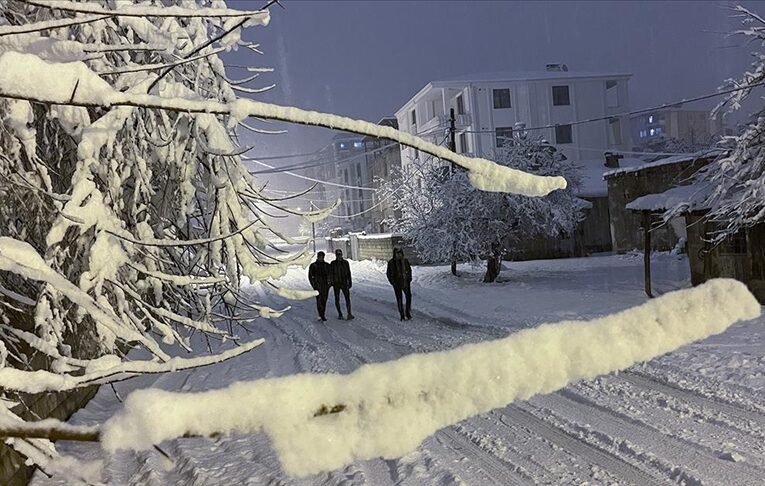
[308, 251, 331, 321]
[386, 248, 412, 321]
[330, 248, 354, 320]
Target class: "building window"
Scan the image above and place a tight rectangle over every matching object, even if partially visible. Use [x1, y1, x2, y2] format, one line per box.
[552, 85, 570, 106]
[609, 118, 622, 145]
[456, 94, 465, 115]
[606, 80, 619, 108]
[338, 142, 347, 149]
[459, 132, 468, 153]
[353, 141, 363, 149]
[555, 124, 573, 144]
[495, 126, 514, 147]
[648, 115, 654, 124]
[493, 88, 511, 109]
[410, 109, 417, 126]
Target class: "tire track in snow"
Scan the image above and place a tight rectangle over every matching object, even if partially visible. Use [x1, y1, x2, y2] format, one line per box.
[623, 370, 765, 427]
[499, 405, 667, 486]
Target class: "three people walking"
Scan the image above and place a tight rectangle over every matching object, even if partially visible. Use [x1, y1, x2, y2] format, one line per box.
[309, 247, 413, 322]
[386, 248, 412, 321]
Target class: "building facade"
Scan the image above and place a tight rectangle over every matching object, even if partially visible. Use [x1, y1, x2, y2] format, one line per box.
[631, 109, 724, 148]
[362, 117, 402, 233]
[394, 64, 633, 167]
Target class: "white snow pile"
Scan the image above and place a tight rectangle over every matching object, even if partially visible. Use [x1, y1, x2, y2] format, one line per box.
[100, 279, 760, 477]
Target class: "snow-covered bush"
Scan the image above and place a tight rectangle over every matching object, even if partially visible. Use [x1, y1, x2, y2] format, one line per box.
[385, 136, 587, 281]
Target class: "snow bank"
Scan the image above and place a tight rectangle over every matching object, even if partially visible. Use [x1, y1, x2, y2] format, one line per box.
[100, 279, 760, 476]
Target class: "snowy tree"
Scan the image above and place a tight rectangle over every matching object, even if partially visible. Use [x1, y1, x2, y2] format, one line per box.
[679, 5, 765, 242]
[0, 0, 566, 480]
[385, 136, 586, 282]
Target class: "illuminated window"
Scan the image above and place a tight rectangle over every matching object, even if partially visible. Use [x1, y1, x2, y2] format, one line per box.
[648, 115, 654, 124]
[353, 141, 363, 149]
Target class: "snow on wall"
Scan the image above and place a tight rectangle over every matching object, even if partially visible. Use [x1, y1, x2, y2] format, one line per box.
[100, 279, 760, 477]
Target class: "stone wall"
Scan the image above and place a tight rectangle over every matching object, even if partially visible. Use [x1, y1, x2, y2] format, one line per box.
[325, 234, 420, 264]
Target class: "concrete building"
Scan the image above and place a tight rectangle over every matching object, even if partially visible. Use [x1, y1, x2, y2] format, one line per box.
[394, 64, 633, 167]
[631, 109, 724, 148]
[362, 117, 402, 233]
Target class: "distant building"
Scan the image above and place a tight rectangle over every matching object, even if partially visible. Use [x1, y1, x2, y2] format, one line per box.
[362, 117, 402, 233]
[630, 109, 724, 148]
[394, 64, 633, 167]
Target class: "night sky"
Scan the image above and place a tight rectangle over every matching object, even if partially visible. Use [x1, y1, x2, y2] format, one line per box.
[223, 0, 760, 222]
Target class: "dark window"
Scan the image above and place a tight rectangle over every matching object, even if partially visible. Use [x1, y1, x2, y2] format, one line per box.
[456, 94, 465, 115]
[552, 85, 570, 106]
[410, 109, 417, 125]
[459, 133, 468, 153]
[495, 126, 514, 147]
[493, 89, 511, 109]
[555, 124, 573, 144]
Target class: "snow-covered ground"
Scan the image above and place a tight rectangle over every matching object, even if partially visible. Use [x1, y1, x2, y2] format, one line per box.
[32, 253, 765, 485]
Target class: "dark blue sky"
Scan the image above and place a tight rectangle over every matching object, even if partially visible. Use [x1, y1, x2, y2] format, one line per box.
[225, 0, 758, 190]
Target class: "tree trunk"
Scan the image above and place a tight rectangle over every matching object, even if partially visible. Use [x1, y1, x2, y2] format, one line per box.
[483, 244, 503, 283]
[450, 260, 458, 276]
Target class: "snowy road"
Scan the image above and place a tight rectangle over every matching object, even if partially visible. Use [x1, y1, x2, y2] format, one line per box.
[33, 254, 765, 485]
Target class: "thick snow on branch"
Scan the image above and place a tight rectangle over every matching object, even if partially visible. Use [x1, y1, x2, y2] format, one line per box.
[25, 0, 272, 21]
[100, 279, 760, 477]
[0, 52, 566, 198]
[0, 337, 264, 394]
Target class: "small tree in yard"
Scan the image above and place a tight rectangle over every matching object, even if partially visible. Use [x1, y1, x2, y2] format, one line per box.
[386, 136, 586, 283]
[676, 5, 765, 243]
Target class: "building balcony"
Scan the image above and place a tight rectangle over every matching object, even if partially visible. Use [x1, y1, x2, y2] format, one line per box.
[415, 113, 472, 136]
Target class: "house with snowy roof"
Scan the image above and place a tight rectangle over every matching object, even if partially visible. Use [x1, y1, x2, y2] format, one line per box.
[603, 149, 721, 254]
[625, 166, 765, 303]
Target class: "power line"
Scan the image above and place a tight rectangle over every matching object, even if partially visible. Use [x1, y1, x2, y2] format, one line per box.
[461, 78, 765, 135]
[246, 141, 399, 175]
[246, 158, 378, 191]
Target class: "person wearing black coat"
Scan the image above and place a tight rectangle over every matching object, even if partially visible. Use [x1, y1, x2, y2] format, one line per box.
[386, 248, 412, 321]
[308, 252, 331, 321]
[330, 249, 354, 320]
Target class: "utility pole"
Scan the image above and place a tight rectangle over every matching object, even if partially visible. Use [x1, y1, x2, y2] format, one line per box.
[449, 108, 458, 276]
[310, 201, 317, 253]
[449, 108, 457, 173]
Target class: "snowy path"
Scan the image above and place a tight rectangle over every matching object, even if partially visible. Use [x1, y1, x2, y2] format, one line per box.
[32, 254, 765, 485]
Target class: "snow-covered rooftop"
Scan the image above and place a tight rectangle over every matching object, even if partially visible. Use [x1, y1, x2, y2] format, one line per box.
[575, 157, 644, 198]
[625, 182, 714, 213]
[432, 70, 631, 85]
[603, 149, 723, 178]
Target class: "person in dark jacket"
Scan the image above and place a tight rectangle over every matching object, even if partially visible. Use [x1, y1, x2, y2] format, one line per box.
[330, 249, 354, 320]
[308, 251, 332, 321]
[386, 248, 412, 320]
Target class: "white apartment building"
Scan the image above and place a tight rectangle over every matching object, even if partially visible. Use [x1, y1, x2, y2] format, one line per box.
[394, 64, 633, 166]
